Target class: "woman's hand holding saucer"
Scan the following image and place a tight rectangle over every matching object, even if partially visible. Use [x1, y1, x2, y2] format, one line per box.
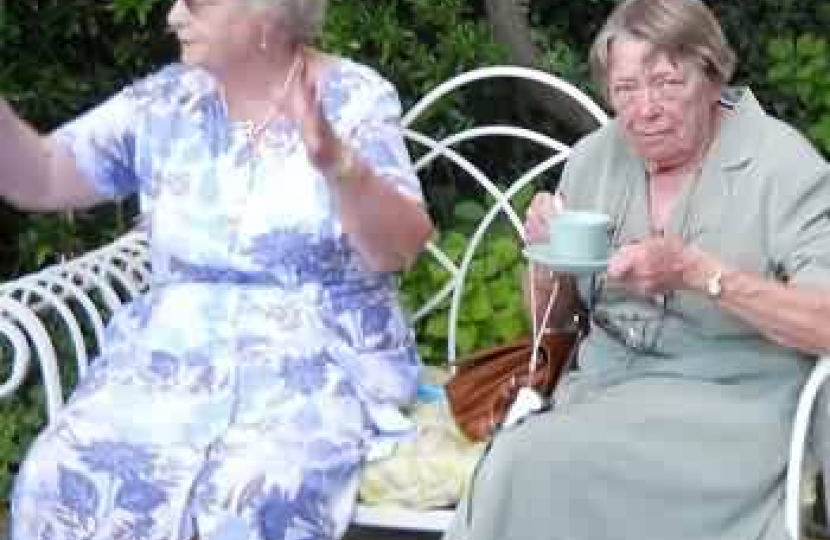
[524, 192, 565, 244]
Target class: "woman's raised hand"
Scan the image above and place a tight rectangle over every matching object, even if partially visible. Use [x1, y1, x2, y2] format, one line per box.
[282, 55, 347, 179]
[524, 191, 564, 244]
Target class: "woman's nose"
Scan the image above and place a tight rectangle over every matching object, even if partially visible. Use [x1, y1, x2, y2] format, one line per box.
[166, 0, 188, 32]
[635, 89, 664, 118]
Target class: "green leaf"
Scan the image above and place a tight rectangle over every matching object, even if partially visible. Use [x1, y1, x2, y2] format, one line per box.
[398, 290, 420, 315]
[488, 235, 520, 269]
[795, 81, 814, 104]
[465, 287, 494, 321]
[438, 230, 468, 261]
[796, 33, 820, 56]
[456, 325, 479, 354]
[417, 342, 436, 363]
[489, 276, 521, 309]
[491, 310, 528, 342]
[467, 258, 491, 280]
[766, 37, 793, 61]
[807, 114, 830, 155]
[425, 260, 450, 282]
[424, 312, 449, 339]
[453, 200, 487, 224]
[511, 182, 537, 216]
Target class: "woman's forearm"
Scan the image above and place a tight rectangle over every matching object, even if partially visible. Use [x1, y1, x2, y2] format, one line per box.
[685, 252, 830, 355]
[714, 269, 830, 355]
[0, 100, 53, 208]
[327, 151, 434, 272]
[0, 100, 100, 211]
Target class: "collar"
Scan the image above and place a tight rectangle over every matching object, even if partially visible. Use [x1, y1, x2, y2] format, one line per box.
[178, 65, 222, 113]
[706, 86, 765, 171]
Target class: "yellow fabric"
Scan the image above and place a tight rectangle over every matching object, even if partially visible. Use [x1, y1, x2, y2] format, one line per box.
[359, 400, 483, 509]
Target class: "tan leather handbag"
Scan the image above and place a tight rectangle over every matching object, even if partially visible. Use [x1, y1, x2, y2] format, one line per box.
[444, 330, 580, 442]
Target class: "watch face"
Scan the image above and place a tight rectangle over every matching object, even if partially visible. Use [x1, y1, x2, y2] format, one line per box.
[707, 271, 722, 297]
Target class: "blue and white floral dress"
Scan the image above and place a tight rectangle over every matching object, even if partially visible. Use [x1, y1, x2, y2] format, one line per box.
[11, 59, 424, 540]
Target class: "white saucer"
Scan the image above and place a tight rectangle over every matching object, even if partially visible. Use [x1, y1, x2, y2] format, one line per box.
[523, 244, 609, 275]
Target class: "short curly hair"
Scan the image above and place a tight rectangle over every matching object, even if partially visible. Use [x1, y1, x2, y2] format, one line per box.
[589, 0, 736, 95]
[245, 0, 329, 44]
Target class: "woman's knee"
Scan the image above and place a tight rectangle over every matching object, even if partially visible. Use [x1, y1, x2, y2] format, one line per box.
[482, 412, 586, 485]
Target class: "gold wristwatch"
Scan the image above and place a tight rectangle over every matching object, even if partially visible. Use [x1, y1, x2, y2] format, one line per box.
[705, 268, 723, 299]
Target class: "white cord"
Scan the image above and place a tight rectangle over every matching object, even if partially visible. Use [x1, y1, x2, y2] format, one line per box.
[528, 262, 560, 374]
[503, 263, 560, 428]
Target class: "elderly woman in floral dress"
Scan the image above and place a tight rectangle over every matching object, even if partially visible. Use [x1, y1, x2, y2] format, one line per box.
[0, 0, 433, 539]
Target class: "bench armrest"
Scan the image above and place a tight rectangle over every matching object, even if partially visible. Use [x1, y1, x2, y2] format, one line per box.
[0, 231, 150, 422]
[785, 356, 830, 539]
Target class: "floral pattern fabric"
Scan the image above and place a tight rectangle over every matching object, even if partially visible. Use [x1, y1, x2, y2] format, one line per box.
[11, 59, 424, 540]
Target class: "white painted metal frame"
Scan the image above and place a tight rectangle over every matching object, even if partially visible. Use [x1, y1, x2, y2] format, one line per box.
[0, 231, 150, 419]
[786, 358, 830, 539]
[401, 66, 608, 365]
[1, 65, 818, 537]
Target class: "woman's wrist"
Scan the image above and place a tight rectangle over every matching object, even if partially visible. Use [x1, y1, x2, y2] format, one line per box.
[681, 246, 725, 297]
[322, 142, 362, 186]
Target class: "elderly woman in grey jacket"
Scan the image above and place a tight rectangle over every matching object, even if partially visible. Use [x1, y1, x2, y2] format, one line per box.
[445, 0, 830, 539]
[1, 1, 433, 539]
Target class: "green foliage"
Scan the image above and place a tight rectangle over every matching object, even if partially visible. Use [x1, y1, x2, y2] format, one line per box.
[0, 313, 81, 497]
[0, 387, 46, 496]
[703, 1, 830, 158]
[530, 0, 616, 95]
[324, 0, 506, 104]
[765, 33, 830, 154]
[399, 189, 535, 365]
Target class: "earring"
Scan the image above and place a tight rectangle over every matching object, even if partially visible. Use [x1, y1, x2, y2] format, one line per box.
[260, 28, 268, 52]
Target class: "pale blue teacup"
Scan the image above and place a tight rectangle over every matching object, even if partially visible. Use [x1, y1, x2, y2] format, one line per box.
[546, 210, 612, 263]
[523, 209, 612, 273]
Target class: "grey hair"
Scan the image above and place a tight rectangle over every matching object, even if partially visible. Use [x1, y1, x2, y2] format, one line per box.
[245, 0, 329, 44]
[589, 0, 736, 95]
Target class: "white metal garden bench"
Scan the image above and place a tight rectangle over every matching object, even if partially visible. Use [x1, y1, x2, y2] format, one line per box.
[0, 66, 821, 539]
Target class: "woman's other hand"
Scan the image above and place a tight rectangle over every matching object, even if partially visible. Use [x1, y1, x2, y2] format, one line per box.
[524, 192, 565, 244]
[279, 52, 433, 272]
[607, 234, 715, 297]
[282, 55, 345, 177]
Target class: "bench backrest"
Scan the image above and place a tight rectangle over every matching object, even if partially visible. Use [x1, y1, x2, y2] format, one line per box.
[401, 66, 607, 364]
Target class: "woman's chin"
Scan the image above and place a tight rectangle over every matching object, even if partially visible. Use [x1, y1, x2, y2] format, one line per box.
[633, 140, 677, 164]
[179, 54, 203, 67]
[178, 47, 208, 68]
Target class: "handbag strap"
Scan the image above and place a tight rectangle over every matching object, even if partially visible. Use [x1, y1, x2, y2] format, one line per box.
[525, 264, 591, 394]
[528, 265, 559, 374]
[528, 262, 584, 374]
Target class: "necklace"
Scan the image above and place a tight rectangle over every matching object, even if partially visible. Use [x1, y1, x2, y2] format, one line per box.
[588, 161, 706, 359]
[227, 53, 303, 232]
[244, 52, 304, 151]
[647, 164, 703, 238]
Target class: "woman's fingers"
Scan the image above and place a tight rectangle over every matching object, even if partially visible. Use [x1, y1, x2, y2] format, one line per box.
[524, 192, 564, 244]
[286, 58, 343, 173]
[607, 234, 691, 295]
